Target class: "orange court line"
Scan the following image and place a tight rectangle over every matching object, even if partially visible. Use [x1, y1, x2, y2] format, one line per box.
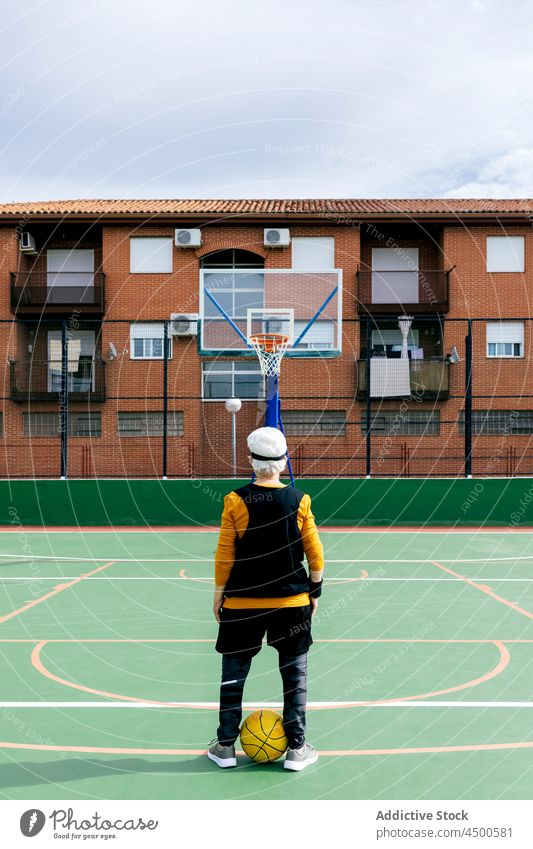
[0, 739, 532, 757]
[432, 560, 533, 621]
[178, 568, 206, 583]
[30, 639, 509, 711]
[0, 560, 117, 624]
[328, 568, 368, 585]
[31, 641, 169, 707]
[178, 567, 372, 585]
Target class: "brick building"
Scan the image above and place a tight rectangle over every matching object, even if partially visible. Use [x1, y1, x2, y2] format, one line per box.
[1, 197, 532, 479]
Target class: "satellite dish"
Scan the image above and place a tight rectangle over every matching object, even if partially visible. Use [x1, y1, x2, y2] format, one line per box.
[109, 342, 118, 360]
[448, 346, 461, 363]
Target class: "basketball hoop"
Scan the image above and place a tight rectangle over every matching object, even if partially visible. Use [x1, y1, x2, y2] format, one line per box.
[248, 333, 291, 377]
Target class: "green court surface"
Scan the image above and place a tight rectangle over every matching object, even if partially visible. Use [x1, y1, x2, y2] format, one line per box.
[1, 527, 533, 800]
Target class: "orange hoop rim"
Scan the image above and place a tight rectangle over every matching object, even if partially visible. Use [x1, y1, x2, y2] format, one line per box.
[249, 333, 290, 353]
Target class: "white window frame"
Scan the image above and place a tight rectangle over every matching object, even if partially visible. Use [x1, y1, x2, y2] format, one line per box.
[486, 236, 525, 273]
[291, 237, 335, 270]
[201, 361, 264, 401]
[130, 237, 173, 274]
[130, 323, 172, 360]
[486, 321, 524, 359]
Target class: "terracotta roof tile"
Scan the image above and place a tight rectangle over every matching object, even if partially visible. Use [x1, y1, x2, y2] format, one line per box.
[1, 198, 532, 217]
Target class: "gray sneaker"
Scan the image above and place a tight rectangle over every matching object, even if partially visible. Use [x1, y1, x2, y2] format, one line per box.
[207, 740, 237, 768]
[284, 743, 319, 771]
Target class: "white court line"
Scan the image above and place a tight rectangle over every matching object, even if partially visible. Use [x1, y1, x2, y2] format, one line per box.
[2, 557, 533, 564]
[2, 555, 533, 564]
[2, 577, 533, 583]
[0, 700, 532, 709]
[0, 554, 533, 566]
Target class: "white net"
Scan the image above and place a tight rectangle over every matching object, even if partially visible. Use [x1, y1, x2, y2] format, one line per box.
[248, 334, 291, 377]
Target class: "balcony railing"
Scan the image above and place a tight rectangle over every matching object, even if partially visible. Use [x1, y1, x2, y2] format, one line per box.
[10, 358, 106, 402]
[11, 272, 105, 312]
[356, 270, 449, 314]
[356, 358, 450, 401]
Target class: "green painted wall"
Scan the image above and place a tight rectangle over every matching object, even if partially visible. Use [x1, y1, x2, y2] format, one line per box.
[0, 477, 530, 527]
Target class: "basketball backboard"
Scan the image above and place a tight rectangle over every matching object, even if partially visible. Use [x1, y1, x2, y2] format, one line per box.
[199, 268, 342, 357]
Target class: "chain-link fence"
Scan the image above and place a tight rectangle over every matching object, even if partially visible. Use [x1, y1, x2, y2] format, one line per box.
[1, 316, 532, 478]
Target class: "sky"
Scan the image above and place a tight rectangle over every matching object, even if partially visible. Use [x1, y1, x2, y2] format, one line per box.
[1, 0, 533, 201]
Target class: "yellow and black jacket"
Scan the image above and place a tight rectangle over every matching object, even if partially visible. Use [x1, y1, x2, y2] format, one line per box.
[215, 481, 324, 609]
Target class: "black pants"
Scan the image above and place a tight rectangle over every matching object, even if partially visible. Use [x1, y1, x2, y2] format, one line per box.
[216, 651, 308, 749]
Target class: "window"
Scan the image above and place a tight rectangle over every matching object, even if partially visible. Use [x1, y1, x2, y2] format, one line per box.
[458, 410, 533, 435]
[130, 323, 172, 359]
[362, 410, 440, 435]
[371, 327, 419, 356]
[118, 411, 183, 437]
[486, 236, 524, 272]
[47, 330, 96, 392]
[203, 271, 264, 319]
[201, 251, 265, 340]
[371, 247, 419, 304]
[292, 237, 335, 270]
[130, 237, 173, 274]
[202, 361, 264, 400]
[283, 410, 346, 436]
[47, 249, 94, 289]
[487, 321, 524, 358]
[294, 320, 335, 350]
[201, 249, 264, 268]
[23, 412, 101, 437]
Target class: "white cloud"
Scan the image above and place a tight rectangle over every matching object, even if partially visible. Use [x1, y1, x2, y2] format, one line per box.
[444, 149, 533, 198]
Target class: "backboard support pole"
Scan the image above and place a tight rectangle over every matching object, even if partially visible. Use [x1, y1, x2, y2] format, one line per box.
[261, 362, 295, 487]
[277, 401, 295, 487]
[265, 375, 279, 428]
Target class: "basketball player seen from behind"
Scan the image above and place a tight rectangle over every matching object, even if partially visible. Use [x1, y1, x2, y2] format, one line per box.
[208, 426, 324, 771]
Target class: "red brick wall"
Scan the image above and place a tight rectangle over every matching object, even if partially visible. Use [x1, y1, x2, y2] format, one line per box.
[1, 217, 533, 477]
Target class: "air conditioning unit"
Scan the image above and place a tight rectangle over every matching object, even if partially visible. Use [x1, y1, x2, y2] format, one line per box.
[264, 227, 290, 247]
[175, 228, 202, 248]
[170, 313, 199, 336]
[20, 232, 37, 254]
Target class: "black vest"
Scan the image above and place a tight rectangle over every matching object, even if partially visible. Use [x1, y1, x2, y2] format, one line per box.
[223, 483, 308, 598]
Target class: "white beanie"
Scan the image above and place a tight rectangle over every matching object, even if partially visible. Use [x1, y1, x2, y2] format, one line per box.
[247, 427, 287, 460]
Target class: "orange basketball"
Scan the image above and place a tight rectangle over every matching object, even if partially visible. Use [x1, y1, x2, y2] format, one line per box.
[240, 710, 289, 763]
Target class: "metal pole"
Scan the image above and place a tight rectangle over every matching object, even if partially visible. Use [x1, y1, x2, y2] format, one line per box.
[231, 411, 237, 477]
[60, 319, 68, 479]
[162, 320, 169, 480]
[464, 319, 473, 478]
[365, 317, 372, 478]
[225, 398, 242, 477]
[278, 402, 295, 487]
